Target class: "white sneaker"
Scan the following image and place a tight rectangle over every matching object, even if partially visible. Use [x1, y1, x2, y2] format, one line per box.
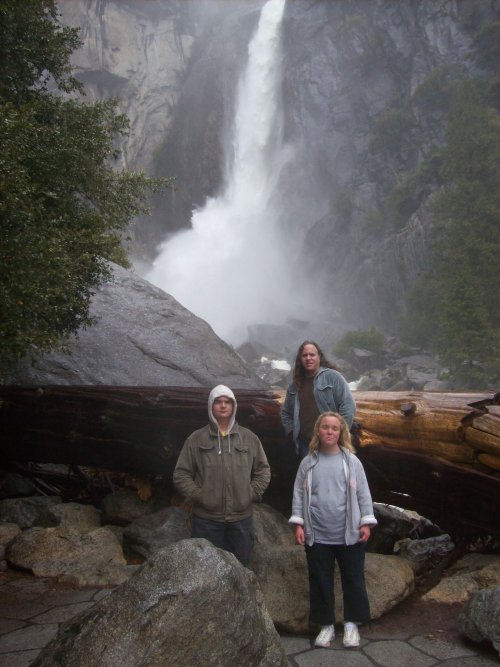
[314, 625, 335, 648]
[343, 622, 360, 647]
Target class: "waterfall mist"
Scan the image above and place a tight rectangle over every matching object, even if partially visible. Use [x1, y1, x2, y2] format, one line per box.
[146, 0, 314, 345]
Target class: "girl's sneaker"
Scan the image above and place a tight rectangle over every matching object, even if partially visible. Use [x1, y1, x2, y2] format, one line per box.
[314, 624, 335, 648]
[343, 622, 360, 647]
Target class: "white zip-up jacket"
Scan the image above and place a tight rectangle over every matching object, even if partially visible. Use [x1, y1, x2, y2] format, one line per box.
[289, 448, 377, 546]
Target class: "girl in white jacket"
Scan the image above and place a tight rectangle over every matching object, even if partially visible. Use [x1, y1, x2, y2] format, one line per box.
[289, 412, 377, 649]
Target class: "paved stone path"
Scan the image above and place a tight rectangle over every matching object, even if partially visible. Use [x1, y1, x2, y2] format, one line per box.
[281, 628, 499, 667]
[0, 571, 498, 666]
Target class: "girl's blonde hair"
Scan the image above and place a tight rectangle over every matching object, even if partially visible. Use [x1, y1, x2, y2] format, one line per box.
[309, 411, 354, 453]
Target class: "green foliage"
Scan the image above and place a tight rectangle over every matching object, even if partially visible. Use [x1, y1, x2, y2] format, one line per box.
[334, 328, 386, 358]
[385, 148, 443, 228]
[0, 0, 171, 368]
[400, 79, 500, 388]
[411, 65, 463, 115]
[0, 0, 82, 102]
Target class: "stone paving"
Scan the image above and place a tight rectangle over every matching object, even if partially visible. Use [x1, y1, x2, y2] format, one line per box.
[0, 571, 498, 666]
[281, 630, 499, 667]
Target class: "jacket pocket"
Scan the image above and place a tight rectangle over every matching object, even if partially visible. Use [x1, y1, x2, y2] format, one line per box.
[195, 443, 220, 511]
[232, 443, 252, 511]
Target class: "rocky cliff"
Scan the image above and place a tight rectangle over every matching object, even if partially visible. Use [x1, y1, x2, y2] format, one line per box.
[59, 0, 498, 337]
[60, 0, 199, 170]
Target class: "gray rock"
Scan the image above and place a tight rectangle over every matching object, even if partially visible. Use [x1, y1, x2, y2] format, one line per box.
[1, 263, 266, 388]
[369, 503, 423, 554]
[250, 542, 414, 634]
[0, 522, 22, 546]
[250, 543, 309, 634]
[101, 489, 155, 527]
[38, 561, 138, 588]
[365, 553, 415, 621]
[252, 503, 295, 547]
[394, 534, 455, 573]
[0, 471, 37, 499]
[104, 524, 125, 545]
[32, 539, 289, 667]
[0, 496, 63, 530]
[51, 503, 102, 533]
[458, 585, 500, 656]
[423, 554, 500, 604]
[6, 525, 126, 583]
[123, 506, 190, 558]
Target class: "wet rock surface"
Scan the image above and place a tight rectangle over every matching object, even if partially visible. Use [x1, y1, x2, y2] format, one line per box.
[1, 263, 266, 389]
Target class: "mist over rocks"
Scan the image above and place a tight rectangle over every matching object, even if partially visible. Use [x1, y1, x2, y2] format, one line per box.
[1, 263, 266, 388]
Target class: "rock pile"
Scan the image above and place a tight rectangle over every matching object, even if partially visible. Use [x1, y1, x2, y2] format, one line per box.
[1, 491, 499, 657]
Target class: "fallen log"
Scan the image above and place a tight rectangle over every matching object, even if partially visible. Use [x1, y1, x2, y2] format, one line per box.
[0, 386, 498, 537]
[0, 386, 284, 474]
[354, 391, 500, 475]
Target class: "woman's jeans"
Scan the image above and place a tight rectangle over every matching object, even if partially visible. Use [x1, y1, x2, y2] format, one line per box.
[191, 514, 254, 567]
[305, 541, 370, 626]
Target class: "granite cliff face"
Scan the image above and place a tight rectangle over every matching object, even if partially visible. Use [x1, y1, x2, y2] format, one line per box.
[60, 0, 198, 170]
[282, 0, 493, 331]
[60, 0, 498, 336]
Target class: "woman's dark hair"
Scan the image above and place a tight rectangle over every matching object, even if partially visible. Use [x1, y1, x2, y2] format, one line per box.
[292, 340, 337, 388]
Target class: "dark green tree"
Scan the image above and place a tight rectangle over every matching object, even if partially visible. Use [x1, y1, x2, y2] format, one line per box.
[0, 0, 170, 367]
[401, 79, 500, 387]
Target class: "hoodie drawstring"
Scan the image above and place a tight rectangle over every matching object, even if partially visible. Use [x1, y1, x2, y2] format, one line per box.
[217, 430, 231, 455]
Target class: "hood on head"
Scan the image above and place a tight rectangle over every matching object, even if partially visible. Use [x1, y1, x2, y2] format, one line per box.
[208, 384, 237, 432]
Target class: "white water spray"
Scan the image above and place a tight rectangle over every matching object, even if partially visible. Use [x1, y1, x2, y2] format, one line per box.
[147, 0, 293, 344]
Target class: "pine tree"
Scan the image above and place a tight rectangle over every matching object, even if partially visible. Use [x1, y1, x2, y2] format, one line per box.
[402, 79, 500, 387]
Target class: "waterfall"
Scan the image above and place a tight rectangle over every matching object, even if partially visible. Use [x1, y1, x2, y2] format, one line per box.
[147, 0, 292, 345]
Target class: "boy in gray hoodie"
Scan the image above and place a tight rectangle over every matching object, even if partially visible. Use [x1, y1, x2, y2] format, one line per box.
[173, 384, 270, 566]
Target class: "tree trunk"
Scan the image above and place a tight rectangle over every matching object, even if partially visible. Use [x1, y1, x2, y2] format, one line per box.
[1, 386, 498, 537]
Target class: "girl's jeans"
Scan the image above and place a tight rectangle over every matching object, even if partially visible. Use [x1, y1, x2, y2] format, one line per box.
[305, 541, 370, 626]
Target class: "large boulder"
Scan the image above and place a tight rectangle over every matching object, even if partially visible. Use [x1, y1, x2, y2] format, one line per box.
[249, 503, 415, 633]
[369, 503, 423, 553]
[32, 539, 289, 667]
[251, 543, 308, 633]
[458, 585, 500, 656]
[51, 503, 102, 533]
[1, 263, 266, 388]
[0, 496, 63, 529]
[123, 506, 190, 558]
[6, 525, 134, 586]
[423, 554, 500, 604]
[100, 489, 155, 527]
[251, 544, 415, 634]
[394, 534, 455, 573]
